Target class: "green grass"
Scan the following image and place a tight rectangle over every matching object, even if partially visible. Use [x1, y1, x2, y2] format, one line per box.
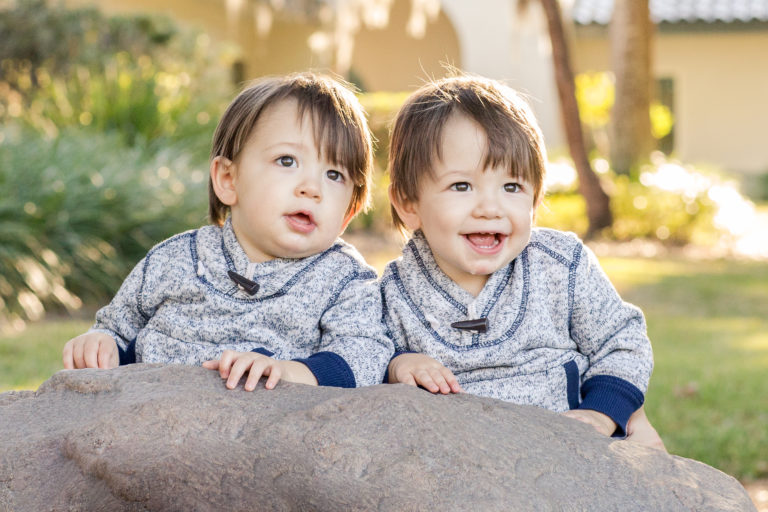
[1, 256, 766, 481]
[0, 318, 91, 391]
[601, 257, 768, 481]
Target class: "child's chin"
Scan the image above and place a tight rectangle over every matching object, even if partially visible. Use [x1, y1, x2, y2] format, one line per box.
[467, 263, 504, 276]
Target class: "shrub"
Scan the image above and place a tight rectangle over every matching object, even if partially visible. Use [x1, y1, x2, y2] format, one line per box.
[0, 0, 233, 329]
[0, 0, 233, 151]
[0, 125, 209, 329]
[535, 156, 748, 249]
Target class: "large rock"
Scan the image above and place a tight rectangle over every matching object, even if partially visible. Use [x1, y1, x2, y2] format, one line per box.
[0, 364, 755, 511]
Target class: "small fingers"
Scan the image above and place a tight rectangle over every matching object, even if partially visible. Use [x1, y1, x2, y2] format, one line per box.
[218, 350, 237, 379]
[428, 368, 451, 394]
[562, 410, 588, 423]
[202, 360, 220, 370]
[62, 340, 74, 370]
[562, 411, 607, 435]
[72, 339, 86, 369]
[413, 369, 440, 393]
[227, 356, 257, 390]
[243, 359, 269, 391]
[83, 337, 100, 368]
[97, 338, 116, 369]
[263, 363, 282, 390]
[440, 367, 463, 393]
[562, 410, 590, 427]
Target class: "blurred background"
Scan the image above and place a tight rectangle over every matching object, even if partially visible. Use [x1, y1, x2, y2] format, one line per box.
[0, 0, 766, 503]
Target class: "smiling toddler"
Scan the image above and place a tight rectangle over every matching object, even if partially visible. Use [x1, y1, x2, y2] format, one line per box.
[381, 74, 663, 445]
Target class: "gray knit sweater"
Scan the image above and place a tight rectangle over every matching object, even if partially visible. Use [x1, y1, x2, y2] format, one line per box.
[380, 229, 653, 434]
[90, 218, 393, 387]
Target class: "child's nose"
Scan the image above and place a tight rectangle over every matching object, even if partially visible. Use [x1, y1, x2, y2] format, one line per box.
[472, 191, 502, 219]
[295, 173, 322, 200]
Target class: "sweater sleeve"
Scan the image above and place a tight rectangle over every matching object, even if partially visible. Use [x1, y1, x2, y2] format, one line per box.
[89, 256, 153, 364]
[311, 271, 395, 387]
[569, 244, 653, 434]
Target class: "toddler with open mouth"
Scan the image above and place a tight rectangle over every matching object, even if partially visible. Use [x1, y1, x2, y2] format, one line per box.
[62, 72, 393, 391]
[380, 73, 664, 449]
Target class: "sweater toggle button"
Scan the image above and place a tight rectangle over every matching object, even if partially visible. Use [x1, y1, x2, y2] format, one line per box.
[450, 318, 488, 333]
[228, 270, 259, 295]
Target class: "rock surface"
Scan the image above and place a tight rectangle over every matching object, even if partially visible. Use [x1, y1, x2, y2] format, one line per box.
[0, 364, 755, 511]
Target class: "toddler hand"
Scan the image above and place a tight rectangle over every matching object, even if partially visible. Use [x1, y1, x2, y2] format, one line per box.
[203, 350, 283, 391]
[62, 332, 119, 369]
[388, 353, 463, 394]
[562, 409, 617, 437]
[625, 406, 667, 451]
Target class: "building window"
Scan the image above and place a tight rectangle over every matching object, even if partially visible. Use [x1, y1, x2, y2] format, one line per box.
[655, 77, 675, 154]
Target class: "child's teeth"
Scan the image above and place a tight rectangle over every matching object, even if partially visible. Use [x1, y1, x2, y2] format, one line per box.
[467, 233, 498, 247]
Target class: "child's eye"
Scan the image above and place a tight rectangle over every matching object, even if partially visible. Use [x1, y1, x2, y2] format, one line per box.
[504, 182, 521, 193]
[326, 169, 346, 183]
[277, 155, 297, 167]
[450, 182, 471, 192]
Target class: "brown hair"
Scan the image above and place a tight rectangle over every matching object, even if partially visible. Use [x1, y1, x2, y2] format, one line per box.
[209, 72, 374, 225]
[388, 74, 547, 233]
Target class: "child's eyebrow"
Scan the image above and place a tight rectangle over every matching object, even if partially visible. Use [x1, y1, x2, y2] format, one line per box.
[440, 169, 474, 178]
[262, 141, 308, 152]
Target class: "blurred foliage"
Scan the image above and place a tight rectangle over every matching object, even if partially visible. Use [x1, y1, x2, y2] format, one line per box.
[606, 173, 718, 245]
[575, 71, 673, 156]
[0, 125, 209, 328]
[574, 72, 614, 128]
[0, 0, 175, 76]
[537, 160, 723, 245]
[0, 0, 234, 328]
[0, 0, 234, 153]
[537, 167, 719, 244]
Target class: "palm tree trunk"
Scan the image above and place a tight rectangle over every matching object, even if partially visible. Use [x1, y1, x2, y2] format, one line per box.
[610, 0, 654, 175]
[540, 0, 612, 236]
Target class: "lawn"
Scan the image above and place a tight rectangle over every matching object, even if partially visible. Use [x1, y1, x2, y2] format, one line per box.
[1, 254, 766, 482]
[600, 257, 768, 482]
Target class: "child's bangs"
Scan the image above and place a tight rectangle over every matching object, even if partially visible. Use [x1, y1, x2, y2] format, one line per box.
[481, 118, 543, 188]
[294, 94, 368, 187]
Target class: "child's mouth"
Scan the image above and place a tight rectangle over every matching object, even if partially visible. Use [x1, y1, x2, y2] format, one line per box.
[285, 211, 316, 233]
[464, 233, 506, 253]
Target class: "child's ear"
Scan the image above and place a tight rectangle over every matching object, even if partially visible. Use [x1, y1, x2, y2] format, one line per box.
[388, 185, 422, 231]
[210, 156, 237, 206]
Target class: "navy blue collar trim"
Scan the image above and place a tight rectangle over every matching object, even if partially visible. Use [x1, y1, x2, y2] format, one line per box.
[391, 249, 529, 351]
[190, 229, 343, 302]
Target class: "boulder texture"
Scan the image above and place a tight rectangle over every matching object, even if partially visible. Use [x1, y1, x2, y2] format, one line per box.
[0, 364, 755, 512]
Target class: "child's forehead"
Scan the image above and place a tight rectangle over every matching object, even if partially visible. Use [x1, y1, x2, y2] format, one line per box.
[250, 99, 332, 152]
[432, 114, 520, 176]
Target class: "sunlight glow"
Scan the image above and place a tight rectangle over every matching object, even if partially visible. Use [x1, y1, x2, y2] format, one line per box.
[545, 160, 577, 192]
[639, 157, 768, 259]
[546, 155, 767, 259]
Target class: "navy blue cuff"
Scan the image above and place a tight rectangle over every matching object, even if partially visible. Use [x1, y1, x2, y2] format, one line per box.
[251, 347, 275, 357]
[578, 375, 645, 437]
[293, 351, 356, 388]
[383, 350, 415, 383]
[118, 339, 136, 365]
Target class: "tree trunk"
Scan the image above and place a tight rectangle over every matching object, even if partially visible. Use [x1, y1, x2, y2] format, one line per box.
[610, 0, 654, 175]
[540, 0, 612, 236]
